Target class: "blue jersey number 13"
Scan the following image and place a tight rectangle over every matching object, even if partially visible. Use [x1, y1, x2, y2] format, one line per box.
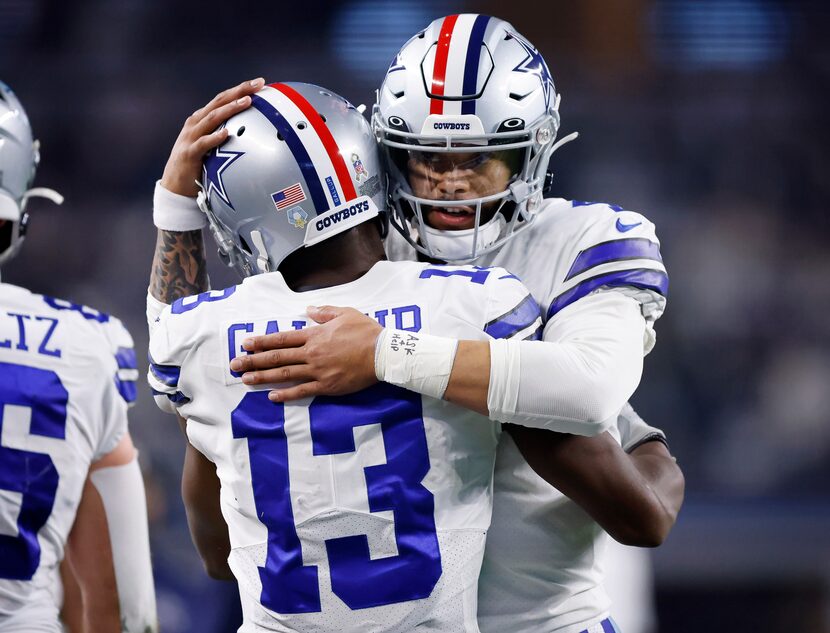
[231, 382, 442, 613]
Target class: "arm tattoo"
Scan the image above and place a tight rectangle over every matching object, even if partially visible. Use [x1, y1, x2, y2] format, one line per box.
[149, 230, 209, 303]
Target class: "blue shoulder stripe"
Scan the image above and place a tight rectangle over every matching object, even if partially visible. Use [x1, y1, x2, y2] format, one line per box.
[565, 238, 662, 281]
[572, 200, 624, 212]
[547, 268, 669, 320]
[148, 354, 181, 387]
[116, 378, 138, 404]
[485, 294, 541, 340]
[114, 346, 137, 371]
[151, 388, 191, 405]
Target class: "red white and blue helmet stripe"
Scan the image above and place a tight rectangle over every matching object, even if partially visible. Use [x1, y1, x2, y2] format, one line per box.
[250, 83, 358, 214]
[427, 14, 492, 116]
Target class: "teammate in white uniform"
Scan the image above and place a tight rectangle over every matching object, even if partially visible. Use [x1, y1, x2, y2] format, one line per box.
[229, 16, 684, 633]
[0, 81, 156, 632]
[147, 82, 548, 632]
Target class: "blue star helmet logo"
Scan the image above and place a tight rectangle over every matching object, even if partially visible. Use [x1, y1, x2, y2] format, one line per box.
[203, 133, 245, 210]
[509, 31, 556, 111]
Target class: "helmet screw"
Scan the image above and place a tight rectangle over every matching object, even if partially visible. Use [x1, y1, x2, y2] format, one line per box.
[527, 194, 541, 212]
[536, 127, 552, 145]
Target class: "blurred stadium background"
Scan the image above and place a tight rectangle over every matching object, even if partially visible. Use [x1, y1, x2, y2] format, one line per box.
[2, 0, 829, 631]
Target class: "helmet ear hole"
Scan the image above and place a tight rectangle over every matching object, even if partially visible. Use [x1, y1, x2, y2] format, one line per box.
[237, 234, 253, 255]
[498, 118, 525, 132]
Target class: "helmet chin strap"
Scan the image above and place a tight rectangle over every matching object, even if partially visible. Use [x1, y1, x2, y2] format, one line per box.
[416, 213, 506, 262]
[22, 187, 64, 207]
[249, 230, 272, 273]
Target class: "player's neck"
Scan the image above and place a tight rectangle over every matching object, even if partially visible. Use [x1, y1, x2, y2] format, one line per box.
[278, 222, 387, 292]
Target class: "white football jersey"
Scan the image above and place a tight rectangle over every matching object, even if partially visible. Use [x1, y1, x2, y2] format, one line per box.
[387, 198, 669, 632]
[148, 260, 542, 633]
[0, 282, 136, 631]
[387, 198, 667, 345]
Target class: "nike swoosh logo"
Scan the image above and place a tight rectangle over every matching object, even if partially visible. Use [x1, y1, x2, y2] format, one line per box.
[616, 219, 642, 232]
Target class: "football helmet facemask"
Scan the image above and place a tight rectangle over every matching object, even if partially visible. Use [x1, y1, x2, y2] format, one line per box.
[373, 14, 577, 262]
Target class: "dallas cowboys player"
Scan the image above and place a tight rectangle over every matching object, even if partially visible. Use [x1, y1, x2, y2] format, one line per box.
[0, 82, 157, 632]
[147, 81, 549, 633]
[230, 16, 683, 633]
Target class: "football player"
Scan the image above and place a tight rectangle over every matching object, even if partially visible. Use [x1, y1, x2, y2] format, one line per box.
[0, 82, 157, 631]
[228, 16, 684, 633]
[146, 81, 548, 632]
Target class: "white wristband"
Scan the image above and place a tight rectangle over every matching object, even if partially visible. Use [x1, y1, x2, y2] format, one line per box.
[153, 180, 207, 231]
[374, 328, 458, 400]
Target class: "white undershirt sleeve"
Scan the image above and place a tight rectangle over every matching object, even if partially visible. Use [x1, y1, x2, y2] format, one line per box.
[488, 291, 646, 436]
[90, 456, 158, 632]
[146, 290, 168, 336]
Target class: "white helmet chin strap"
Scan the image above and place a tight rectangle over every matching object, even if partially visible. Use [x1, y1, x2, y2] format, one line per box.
[0, 187, 64, 269]
[416, 213, 506, 262]
[22, 187, 64, 207]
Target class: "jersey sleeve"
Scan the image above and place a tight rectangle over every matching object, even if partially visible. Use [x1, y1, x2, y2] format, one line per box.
[147, 305, 192, 414]
[100, 316, 139, 407]
[616, 402, 669, 453]
[93, 316, 136, 460]
[480, 268, 543, 341]
[545, 203, 668, 345]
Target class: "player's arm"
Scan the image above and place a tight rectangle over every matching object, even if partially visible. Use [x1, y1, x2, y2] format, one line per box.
[65, 433, 158, 632]
[148, 78, 264, 314]
[177, 416, 233, 580]
[231, 289, 644, 435]
[59, 559, 84, 633]
[507, 409, 685, 547]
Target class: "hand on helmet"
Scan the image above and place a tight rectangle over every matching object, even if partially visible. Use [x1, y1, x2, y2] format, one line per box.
[228, 306, 382, 401]
[161, 78, 265, 197]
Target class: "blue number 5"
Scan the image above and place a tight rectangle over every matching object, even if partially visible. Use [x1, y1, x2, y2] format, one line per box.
[231, 383, 442, 614]
[0, 362, 68, 580]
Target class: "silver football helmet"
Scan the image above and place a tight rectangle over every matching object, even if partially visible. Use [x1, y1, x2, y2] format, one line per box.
[373, 14, 577, 262]
[197, 82, 385, 276]
[0, 81, 63, 266]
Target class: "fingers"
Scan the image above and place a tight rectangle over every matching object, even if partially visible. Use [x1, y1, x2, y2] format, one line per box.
[241, 330, 308, 353]
[191, 77, 264, 124]
[268, 382, 323, 403]
[189, 127, 229, 158]
[191, 95, 253, 140]
[231, 347, 307, 373]
[306, 305, 345, 324]
[240, 365, 315, 386]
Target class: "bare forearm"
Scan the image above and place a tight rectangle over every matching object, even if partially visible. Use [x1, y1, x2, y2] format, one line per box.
[178, 416, 233, 580]
[65, 479, 121, 632]
[149, 229, 209, 303]
[508, 426, 680, 546]
[629, 444, 685, 536]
